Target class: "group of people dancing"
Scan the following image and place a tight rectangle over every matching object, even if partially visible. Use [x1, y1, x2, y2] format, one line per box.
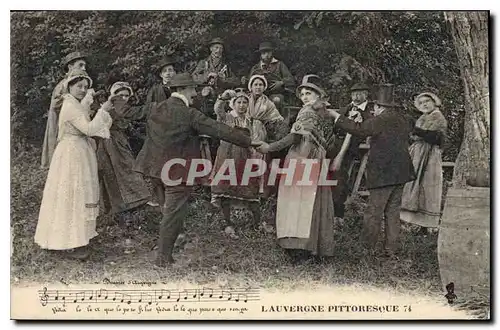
[33, 37, 448, 267]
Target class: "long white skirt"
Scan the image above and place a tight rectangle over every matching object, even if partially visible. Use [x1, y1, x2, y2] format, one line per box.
[35, 136, 100, 250]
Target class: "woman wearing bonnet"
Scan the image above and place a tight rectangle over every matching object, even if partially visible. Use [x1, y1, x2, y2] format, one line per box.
[247, 75, 289, 200]
[256, 75, 336, 263]
[400, 92, 448, 232]
[211, 90, 265, 236]
[34, 68, 114, 259]
[96, 81, 152, 217]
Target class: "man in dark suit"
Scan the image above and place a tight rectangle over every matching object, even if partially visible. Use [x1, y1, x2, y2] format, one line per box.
[326, 84, 416, 257]
[328, 83, 375, 218]
[136, 73, 255, 267]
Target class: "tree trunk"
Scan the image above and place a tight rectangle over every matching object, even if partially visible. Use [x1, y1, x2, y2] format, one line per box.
[444, 11, 490, 187]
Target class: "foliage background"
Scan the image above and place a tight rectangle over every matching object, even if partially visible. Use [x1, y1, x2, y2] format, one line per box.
[11, 10, 464, 160]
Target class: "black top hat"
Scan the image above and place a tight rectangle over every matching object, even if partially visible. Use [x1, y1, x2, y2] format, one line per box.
[170, 72, 201, 88]
[350, 82, 370, 92]
[373, 84, 398, 107]
[62, 51, 87, 68]
[208, 37, 224, 47]
[257, 42, 274, 53]
[155, 56, 177, 73]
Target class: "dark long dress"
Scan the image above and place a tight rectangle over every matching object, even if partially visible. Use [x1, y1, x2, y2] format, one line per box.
[97, 102, 151, 214]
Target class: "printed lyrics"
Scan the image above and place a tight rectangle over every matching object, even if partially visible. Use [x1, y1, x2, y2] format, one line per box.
[52, 303, 248, 315]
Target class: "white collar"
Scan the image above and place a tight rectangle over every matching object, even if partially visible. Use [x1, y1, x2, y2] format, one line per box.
[171, 92, 189, 107]
[261, 58, 279, 67]
[352, 100, 368, 111]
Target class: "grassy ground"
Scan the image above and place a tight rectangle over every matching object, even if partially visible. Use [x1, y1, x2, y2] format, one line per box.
[10, 147, 489, 319]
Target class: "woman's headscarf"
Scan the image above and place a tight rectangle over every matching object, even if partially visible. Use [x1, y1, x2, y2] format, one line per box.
[229, 91, 250, 110]
[248, 74, 268, 92]
[63, 68, 93, 93]
[110, 81, 134, 97]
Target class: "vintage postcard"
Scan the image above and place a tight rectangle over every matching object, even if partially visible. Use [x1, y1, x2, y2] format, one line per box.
[10, 9, 490, 321]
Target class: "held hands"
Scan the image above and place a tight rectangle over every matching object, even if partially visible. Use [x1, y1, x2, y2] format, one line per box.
[253, 141, 270, 154]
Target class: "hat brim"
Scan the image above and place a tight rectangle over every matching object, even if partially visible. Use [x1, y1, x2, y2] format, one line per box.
[256, 47, 274, 53]
[65, 75, 93, 90]
[62, 55, 86, 68]
[414, 92, 442, 109]
[374, 101, 399, 107]
[350, 87, 369, 92]
[296, 83, 327, 99]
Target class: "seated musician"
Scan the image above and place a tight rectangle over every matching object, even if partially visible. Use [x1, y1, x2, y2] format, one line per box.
[246, 41, 296, 114]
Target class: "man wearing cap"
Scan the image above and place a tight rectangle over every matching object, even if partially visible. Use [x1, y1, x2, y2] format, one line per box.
[326, 84, 415, 259]
[140, 73, 257, 267]
[41, 51, 87, 168]
[135, 56, 178, 207]
[247, 41, 295, 112]
[328, 82, 375, 218]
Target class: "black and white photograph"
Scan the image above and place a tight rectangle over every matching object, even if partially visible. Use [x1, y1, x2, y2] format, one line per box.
[9, 9, 491, 320]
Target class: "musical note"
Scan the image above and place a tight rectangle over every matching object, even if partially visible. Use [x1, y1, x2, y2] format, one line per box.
[37, 286, 261, 306]
[97, 289, 109, 300]
[115, 292, 132, 304]
[235, 293, 247, 303]
[139, 293, 154, 305]
[218, 290, 232, 301]
[176, 290, 188, 302]
[157, 289, 171, 301]
[200, 287, 213, 298]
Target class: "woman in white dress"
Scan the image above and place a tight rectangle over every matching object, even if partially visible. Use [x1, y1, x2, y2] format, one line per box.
[35, 68, 113, 259]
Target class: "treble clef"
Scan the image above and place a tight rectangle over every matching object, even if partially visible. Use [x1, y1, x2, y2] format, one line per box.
[40, 287, 49, 306]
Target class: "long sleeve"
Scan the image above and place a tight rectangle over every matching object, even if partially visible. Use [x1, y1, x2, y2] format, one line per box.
[264, 119, 289, 142]
[69, 108, 112, 138]
[189, 108, 251, 148]
[267, 133, 301, 152]
[334, 113, 387, 138]
[279, 62, 295, 89]
[413, 127, 444, 146]
[49, 80, 66, 114]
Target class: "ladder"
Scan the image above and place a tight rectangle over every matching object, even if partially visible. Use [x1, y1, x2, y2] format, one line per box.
[347, 141, 370, 197]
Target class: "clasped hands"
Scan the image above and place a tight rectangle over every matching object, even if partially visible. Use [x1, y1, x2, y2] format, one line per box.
[81, 88, 117, 112]
[250, 140, 270, 154]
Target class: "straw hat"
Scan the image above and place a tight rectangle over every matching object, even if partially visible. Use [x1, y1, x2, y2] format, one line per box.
[296, 74, 327, 99]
